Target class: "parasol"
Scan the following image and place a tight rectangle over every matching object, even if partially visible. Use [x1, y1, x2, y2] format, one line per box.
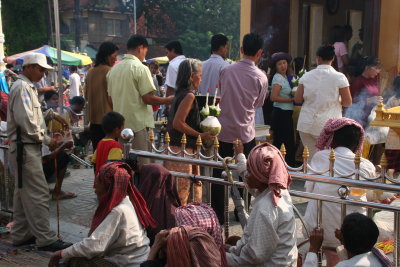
[4, 45, 92, 66]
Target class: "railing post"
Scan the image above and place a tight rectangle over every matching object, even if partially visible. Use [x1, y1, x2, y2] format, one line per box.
[181, 134, 187, 158]
[164, 132, 170, 155]
[380, 153, 388, 184]
[354, 150, 361, 180]
[337, 186, 350, 223]
[316, 199, 323, 267]
[213, 137, 219, 161]
[121, 128, 134, 159]
[280, 144, 287, 160]
[394, 212, 400, 267]
[149, 128, 155, 152]
[302, 146, 309, 173]
[329, 148, 335, 177]
[317, 199, 323, 227]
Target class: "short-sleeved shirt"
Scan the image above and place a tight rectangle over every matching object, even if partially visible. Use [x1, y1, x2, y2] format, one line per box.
[92, 138, 122, 176]
[297, 64, 349, 136]
[272, 73, 293, 111]
[350, 75, 379, 99]
[69, 72, 81, 97]
[107, 54, 156, 132]
[198, 54, 229, 96]
[165, 55, 186, 89]
[333, 42, 348, 72]
[85, 65, 113, 125]
[218, 59, 268, 143]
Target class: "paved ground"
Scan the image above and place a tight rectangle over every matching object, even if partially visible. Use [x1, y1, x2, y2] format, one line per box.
[0, 162, 309, 266]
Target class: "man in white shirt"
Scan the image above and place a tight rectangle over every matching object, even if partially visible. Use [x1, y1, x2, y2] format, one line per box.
[303, 213, 391, 267]
[303, 118, 385, 267]
[164, 40, 185, 97]
[198, 34, 229, 96]
[68, 65, 81, 98]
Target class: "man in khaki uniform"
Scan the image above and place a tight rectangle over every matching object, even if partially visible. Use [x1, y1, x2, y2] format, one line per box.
[7, 53, 72, 251]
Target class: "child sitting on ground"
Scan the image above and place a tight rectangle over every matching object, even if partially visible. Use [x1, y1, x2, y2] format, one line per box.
[91, 112, 124, 186]
[303, 213, 392, 267]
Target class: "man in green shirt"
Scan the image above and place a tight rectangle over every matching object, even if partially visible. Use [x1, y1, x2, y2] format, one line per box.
[107, 35, 173, 167]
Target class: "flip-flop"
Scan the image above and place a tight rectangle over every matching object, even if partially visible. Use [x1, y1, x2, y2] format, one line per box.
[52, 191, 77, 200]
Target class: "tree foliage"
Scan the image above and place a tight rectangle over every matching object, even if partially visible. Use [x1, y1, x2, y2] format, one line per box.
[123, 0, 240, 60]
[2, 0, 49, 55]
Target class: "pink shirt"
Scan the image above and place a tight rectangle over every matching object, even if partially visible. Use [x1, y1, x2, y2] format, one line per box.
[333, 42, 348, 72]
[218, 59, 268, 143]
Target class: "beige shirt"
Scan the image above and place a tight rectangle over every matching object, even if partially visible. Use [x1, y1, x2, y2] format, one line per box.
[85, 65, 113, 125]
[7, 74, 51, 144]
[107, 54, 156, 132]
[227, 189, 298, 266]
[62, 196, 150, 266]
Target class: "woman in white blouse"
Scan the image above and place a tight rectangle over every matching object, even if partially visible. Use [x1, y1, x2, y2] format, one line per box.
[294, 45, 352, 158]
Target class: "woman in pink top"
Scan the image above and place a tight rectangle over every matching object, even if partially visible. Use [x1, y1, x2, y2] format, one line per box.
[332, 25, 351, 73]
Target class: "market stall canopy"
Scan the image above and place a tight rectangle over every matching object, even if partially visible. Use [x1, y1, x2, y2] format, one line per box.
[145, 56, 169, 64]
[4, 45, 93, 66]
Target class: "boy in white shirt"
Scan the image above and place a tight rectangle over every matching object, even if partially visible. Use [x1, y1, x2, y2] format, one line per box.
[303, 213, 392, 267]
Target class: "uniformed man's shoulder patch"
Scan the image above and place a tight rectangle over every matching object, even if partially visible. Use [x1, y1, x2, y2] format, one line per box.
[21, 92, 30, 104]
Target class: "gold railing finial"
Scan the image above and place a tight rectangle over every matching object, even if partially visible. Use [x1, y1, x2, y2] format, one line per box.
[149, 129, 155, 143]
[280, 144, 287, 158]
[196, 135, 203, 147]
[329, 148, 336, 162]
[181, 133, 187, 145]
[375, 96, 385, 120]
[214, 137, 219, 149]
[380, 152, 388, 168]
[165, 132, 170, 145]
[303, 146, 309, 161]
[354, 150, 361, 166]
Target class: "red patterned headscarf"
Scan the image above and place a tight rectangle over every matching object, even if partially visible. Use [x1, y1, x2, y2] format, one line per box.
[247, 143, 292, 207]
[89, 162, 157, 235]
[315, 118, 365, 152]
[176, 202, 227, 267]
[166, 226, 221, 267]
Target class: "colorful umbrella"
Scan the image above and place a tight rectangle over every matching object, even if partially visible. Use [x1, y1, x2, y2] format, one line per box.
[145, 56, 169, 64]
[5, 45, 92, 66]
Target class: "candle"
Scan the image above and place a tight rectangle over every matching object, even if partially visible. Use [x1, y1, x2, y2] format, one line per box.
[213, 84, 219, 106]
[206, 88, 210, 106]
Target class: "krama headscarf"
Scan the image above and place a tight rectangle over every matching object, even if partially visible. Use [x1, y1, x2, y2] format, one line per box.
[247, 143, 292, 207]
[316, 117, 365, 152]
[166, 226, 221, 267]
[89, 162, 157, 235]
[176, 202, 227, 267]
[138, 163, 181, 245]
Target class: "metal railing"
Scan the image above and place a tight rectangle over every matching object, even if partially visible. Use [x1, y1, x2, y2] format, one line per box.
[127, 130, 400, 266]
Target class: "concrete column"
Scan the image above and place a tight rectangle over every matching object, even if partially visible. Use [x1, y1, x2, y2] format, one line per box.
[240, 0, 251, 48]
[379, 0, 400, 72]
[0, 0, 6, 71]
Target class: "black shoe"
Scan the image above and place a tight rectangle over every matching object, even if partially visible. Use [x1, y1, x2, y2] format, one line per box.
[14, 236, 36, 246]
[38, 240, 73, 252]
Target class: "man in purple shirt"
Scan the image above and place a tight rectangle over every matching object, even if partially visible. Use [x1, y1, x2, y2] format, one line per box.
[212, 33, 268, 224]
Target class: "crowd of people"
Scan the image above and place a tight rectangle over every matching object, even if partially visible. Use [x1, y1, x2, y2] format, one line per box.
[3, 26, 398, 267]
